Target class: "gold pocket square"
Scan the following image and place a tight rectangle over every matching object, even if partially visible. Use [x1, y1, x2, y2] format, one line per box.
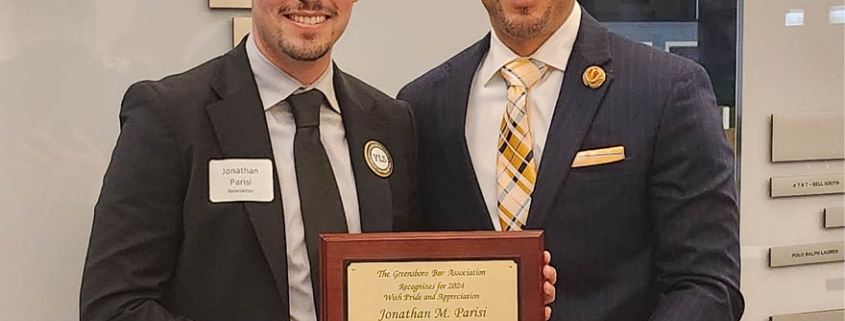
[571, 146, 626, 168]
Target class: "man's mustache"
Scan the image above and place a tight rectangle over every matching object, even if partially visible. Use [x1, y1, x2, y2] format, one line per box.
[280, 2, 339, 17]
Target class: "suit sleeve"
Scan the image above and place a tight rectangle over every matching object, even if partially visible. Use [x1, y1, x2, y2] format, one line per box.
[80, 82, 194, 321]
[396, 87, 432, 232]
[392, 100, 425, 232]
[647, 64, 744, 321]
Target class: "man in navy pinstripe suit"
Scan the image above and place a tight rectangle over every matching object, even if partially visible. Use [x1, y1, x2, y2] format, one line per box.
[398, 0, 743, 320]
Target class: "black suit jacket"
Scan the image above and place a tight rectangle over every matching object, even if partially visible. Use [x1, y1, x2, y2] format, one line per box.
[398, 12, 743, 321]
[80, 41, 418, 321]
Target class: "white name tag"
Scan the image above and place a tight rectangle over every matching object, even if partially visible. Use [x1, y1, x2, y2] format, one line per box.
[209, 159, 274, 203]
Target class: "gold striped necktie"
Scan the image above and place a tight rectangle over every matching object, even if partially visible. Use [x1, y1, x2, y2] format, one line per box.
[497, 58, 548, 231]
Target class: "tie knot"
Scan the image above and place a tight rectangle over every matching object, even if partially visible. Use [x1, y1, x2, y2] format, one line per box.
[501, 58, 547, 89]
[288, 89, 325, 128]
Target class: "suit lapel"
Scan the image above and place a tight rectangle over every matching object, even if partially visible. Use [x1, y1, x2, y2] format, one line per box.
[204, 41, 291, 307]
[527, 13, 614, 228]
[334, 66, 393, 232]
[435, 35, 495, 229]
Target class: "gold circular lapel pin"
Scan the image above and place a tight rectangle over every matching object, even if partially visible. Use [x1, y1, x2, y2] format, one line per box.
[582, 66, 607, 89]
[364, 140, 393, 178]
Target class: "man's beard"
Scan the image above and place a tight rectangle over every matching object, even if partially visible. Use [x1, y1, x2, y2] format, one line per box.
[496, 4, 553, 39]
[276, 33, 333, 61]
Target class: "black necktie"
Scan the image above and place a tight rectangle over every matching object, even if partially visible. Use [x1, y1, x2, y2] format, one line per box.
[287, 90, 348, 311]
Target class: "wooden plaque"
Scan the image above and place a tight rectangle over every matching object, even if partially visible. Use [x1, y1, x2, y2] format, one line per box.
[320, 231, 544, 321]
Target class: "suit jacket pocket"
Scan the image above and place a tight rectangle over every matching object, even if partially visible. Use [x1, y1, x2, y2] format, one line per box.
[566, 156, 636, 182]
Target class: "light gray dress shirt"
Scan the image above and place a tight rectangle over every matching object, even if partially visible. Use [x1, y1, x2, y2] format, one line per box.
[246, 34, 361, 321]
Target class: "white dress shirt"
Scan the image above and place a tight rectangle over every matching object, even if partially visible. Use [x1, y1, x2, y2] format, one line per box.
[246, 34, 361, 321]
[466, 4, 582, 230]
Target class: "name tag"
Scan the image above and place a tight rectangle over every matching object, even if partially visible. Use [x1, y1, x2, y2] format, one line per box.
[209, 159, 274, 203]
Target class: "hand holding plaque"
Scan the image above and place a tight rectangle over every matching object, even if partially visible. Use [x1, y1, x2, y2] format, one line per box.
[320, 231, 546, 321]
[541, 251, 557, 320]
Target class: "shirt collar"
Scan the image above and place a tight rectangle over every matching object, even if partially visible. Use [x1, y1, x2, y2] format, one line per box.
[245, 33, 341, 113]
[479, 3, 582, 86]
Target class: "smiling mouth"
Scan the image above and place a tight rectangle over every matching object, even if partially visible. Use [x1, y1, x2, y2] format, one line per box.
[285, 13, 330, 26]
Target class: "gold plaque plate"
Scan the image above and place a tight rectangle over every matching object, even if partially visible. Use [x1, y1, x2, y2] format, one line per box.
[233, 17, 252, 48]
[770, 174, 844, 198]
[347, 260, 518, 321]
[769, 242, 845, 267]
[771, 113, 845, 162]
[210, 0, 251, 9]
[771, 309, 845, 321]
[825, 207, 845, 228]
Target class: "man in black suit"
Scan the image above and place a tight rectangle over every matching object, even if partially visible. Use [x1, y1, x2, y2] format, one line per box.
[79, 0, 418, 320]
[398, 0, 743, 320]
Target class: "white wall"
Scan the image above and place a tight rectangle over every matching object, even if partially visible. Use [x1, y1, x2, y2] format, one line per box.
[740, 0, 845, 320]
[0, 1, 488, 320]
[337, 1, 490, 96]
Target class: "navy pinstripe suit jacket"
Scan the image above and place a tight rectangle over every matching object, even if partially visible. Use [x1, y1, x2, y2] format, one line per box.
[398, 11, 743, 321]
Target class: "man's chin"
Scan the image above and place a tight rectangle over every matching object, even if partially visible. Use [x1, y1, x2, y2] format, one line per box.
[279, 43, 332, 62]
[501, 18, 548, 38]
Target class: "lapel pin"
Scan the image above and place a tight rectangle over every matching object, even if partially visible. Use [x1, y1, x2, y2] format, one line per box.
[582, 66, 607, 89]
[364, 140, 393, 178]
